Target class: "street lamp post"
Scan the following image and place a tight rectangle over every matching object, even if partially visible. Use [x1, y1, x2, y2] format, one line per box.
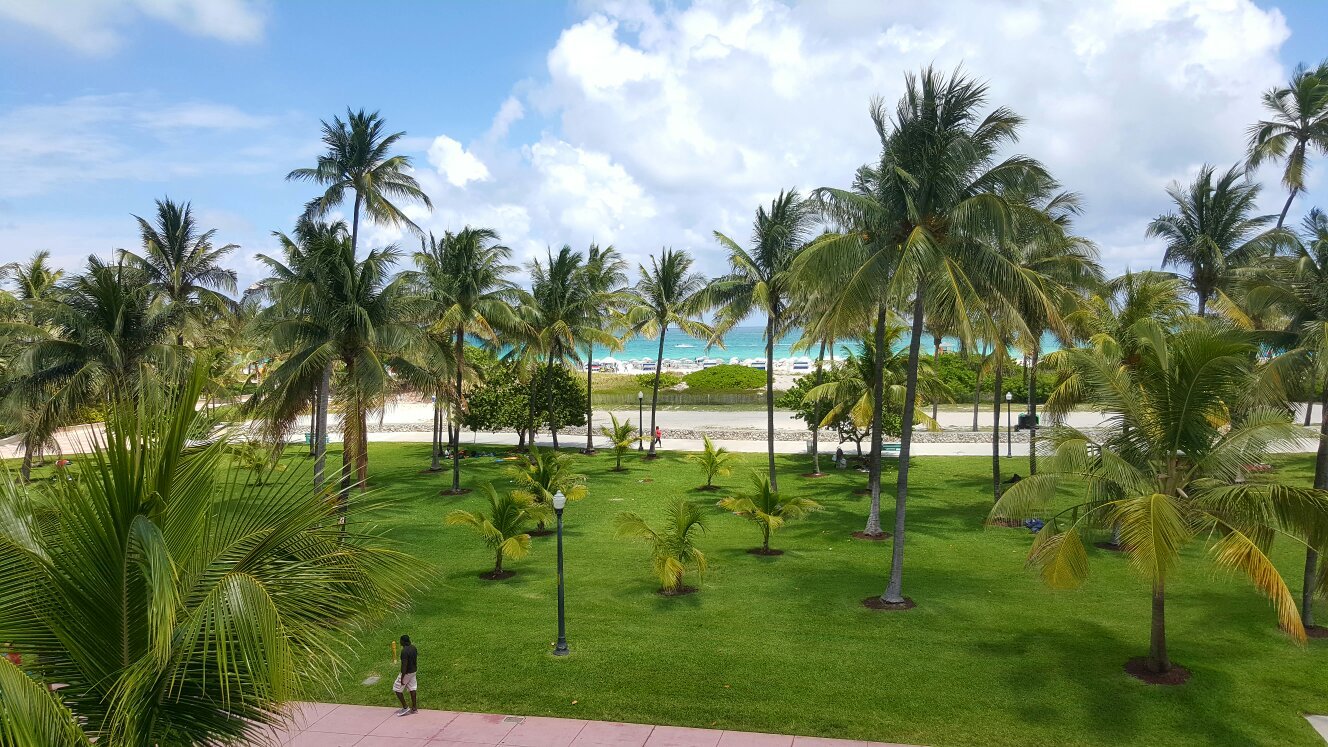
[552, 490, 569, 656]
[1005, 391, 1013, 458]
[637, 391, 644, 451]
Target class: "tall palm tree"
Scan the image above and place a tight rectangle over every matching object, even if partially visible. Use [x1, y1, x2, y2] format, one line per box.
[626, 248, 714, 458]
[1247, 61, 1328, 228]
[7, 250, 64, 302]
[0, 362, 415, 745]
[1146, 164, 1279, 316]
[990, 321, 1328, 676]
[582, 244, 629, 453]
[0, 252, 66, 481]
[712, 189, 817, 490]
[812, 67, 1052, 605]
[287, 108, 432, 255]
[119, 197, 238, 345]
[406, 227, 521, 493]
[388, 330, 457, 472]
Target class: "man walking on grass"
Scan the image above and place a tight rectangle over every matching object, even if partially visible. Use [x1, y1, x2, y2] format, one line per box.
[394, 634, 418, 715]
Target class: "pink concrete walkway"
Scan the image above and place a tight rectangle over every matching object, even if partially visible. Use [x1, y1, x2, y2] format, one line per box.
[248, 702, 924, 747]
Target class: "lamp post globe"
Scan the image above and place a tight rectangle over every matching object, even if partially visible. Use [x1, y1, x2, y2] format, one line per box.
[552, 490, 569, 656]
[637, 391, 644, 451]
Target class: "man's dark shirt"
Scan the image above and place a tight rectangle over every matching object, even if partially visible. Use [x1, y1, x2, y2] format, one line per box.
[401, 644, 418, 674]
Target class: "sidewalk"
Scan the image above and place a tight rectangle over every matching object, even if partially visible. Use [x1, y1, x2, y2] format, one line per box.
[249, 702, 925, 747]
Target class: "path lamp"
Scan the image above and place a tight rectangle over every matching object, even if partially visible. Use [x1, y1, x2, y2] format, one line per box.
[637, 391, 644, 451]
[552, 490, 570, 656]
[1005, 391, 1013, 458]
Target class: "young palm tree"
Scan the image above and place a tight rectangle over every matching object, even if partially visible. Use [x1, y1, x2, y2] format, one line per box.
[287, 108, 432, 255]
[1146, 164, 1280, 316]
[120, 197, 238, 345]
[615, 498, 709, 594]
[626, 248, 713, 458]
[686, 434, 736, 489]
[407, 228, 521, 494]
[583, 244, 629, 453]
[446, 484, 537, 579]
[1247, 61, 1328, 228]
[0, 363, 415, 745]
[990, 321, 1328, 676]
[508, 445, 588, 531]
[718, 473, 822, 555]
[712, 189, 816, 491]
[599, 412, 638, 471]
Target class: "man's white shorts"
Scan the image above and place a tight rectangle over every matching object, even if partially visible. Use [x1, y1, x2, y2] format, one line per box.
[393, 672, 417, 693]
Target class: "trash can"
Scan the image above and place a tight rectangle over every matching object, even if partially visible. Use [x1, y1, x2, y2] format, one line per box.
[304, 432, 313, 445]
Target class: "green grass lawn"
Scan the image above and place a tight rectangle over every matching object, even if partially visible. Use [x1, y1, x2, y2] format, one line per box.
[23, 444, 1327, 745]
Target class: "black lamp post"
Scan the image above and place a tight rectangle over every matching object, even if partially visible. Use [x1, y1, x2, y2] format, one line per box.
[1005, 391, 1013, 458]
[637, 391, 644, 451]
[552, 489, 569, 656]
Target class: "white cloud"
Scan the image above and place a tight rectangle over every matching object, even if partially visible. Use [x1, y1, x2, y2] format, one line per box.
[0, 0, 266, 54]
[427, 136, 492, 188]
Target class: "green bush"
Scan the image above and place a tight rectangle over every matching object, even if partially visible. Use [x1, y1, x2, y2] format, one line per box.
[637, 372, 682, 389]
[682, 364, 766, 392]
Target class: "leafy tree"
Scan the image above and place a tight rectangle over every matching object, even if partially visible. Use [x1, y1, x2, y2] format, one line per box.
[712, 189, 816, 490]
[0, 363, 414, 744]
[718, 473, 822, 554]
[598, 413, 638, 471]
[1247, 61, 1328, 228]
[120, 197, 238, 345]
[446, 484, 536, 578]
[626, 248, 713, 458]
[461, 353, 586, 437]
[686, 434, 736, 489]
[991, 321, 1328, 676]
[615, 499, 709, 594]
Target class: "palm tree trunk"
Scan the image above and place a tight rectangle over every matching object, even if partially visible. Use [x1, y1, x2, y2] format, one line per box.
[1196, 290, 1207, 318]
[992, 344, 1004, 504]
[1148, 580, 1170, 673]
[973, 340, 987, 432]
[546, 360, 560, 450]
[357, 408, 368, 490]
[882, 287, 926, 605]
[763, 524, 770, 554]
[495, 549, 504, 575]
[308, 396, 316, 457]
[931, 334, 942, 422]
[811, 337, 827, 475]
[765, 315, 777, 492]
[1305, 400, 1314, 427]
[1302, 378, 1328, 628]
[1028, 341, 1039, 475]
[585, 343, 596, 453]
[19, 442, 33, 483]
[1277, 187, 1299, 230]
[452, 327, 464, 493]
[430, 396, 442, 471]
[313, 362, 331, 494]
[864, 306, 888, 537]
[350, 192, 363, 256]
[647, 328, 666, 458]
[528, 366, 539, 447]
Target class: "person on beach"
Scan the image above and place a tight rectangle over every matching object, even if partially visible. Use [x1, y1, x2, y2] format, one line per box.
[394, 634, 418, 716]
[653, 426, 663, 447]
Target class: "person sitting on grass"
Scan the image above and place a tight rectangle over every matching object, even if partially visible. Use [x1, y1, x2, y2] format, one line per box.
[393, 634, 418, 716]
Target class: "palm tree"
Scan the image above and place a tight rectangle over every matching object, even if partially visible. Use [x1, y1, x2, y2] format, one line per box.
[615, 498, 709, 595]
[712, 189, 816, 491]
[508, 445, 587, 531]
[120, 197, 238, 345]
[599, 413, 638, 471]
[0, 363, 414, 745]
[582, 244, 629, 453]
[990, 321, 1328, 676]
[1247, 61, 1328, 228]
[447, 484, 537, 579]
[288, 108, 431, 257]
[7, 250, 63, 302]
[626, 248, 713, 458]
[718, 473, 822, 555]
[1146, 164, 1280, 316]
[388, 330, 457, 472]
[0, 252, 66, 481]
[406, 227, 521, 494]
[686, 434, 736, 489]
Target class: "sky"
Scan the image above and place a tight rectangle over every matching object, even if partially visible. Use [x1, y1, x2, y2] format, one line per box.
[1, 0, 1326, 293]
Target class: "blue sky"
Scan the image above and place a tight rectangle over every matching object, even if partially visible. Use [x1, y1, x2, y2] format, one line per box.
[1, 0, 1326, 290]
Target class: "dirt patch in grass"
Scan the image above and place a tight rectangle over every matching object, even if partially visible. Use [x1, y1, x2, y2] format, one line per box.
[800, 472, 828, 478]
[988, 518, 1025, 529]
[657, 586, 698, 597]
[747, 548, 784, 556]
[1307, 626, 1328, 639]
[1124, 657, 1191, 685]
[440, 488, 472, 496]
[851, 531, 890, 541]
[480, 570, 516, 581]
[862, 596, 916, 611]
[1094, 541, 1125, 552]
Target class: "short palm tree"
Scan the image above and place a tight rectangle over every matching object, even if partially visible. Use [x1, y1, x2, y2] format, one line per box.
[616, 498, 709, 595]
[712, 189, 816, 490]
[1146, 164, 1280, 316]
[598, 412, 638, 471]
[120, 197, 238, 345]
[626, 248, 714, 458]
[718, 473, 822, 554]
[0, 363, 415, 745]
[990, 321, 1328, 677]
[686, 434, 736, 489]
[287, 108, 431, 254]
[582, 244, 629, 453]
[508, 445, 587, 531]
[1247, 61, 1328, 228]
[446, 484, 537, 579]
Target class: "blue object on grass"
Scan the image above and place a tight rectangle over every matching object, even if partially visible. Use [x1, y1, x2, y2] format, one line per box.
[1023, 518, 1045, 533]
